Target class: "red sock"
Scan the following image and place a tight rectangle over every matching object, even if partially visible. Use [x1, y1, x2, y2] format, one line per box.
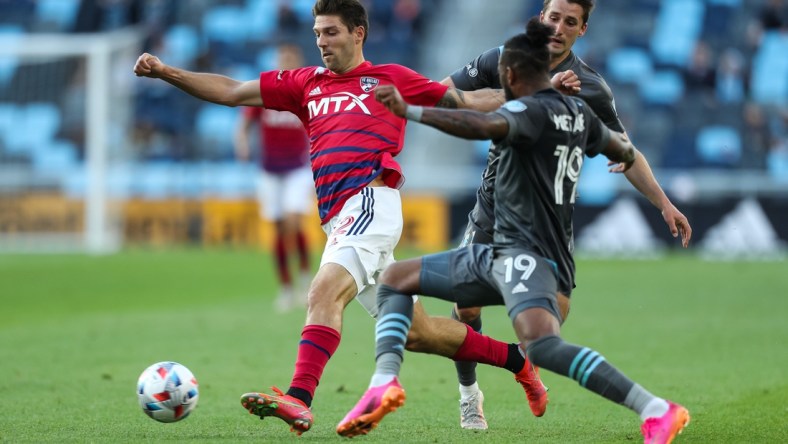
[274, 233, 291, 285]
[295, 230, 309, 271]
[289, 324, 341, 398]
[451, 324, 509, 369]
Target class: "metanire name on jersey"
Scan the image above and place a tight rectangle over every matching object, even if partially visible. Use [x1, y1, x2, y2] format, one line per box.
[308, 93, 371, 118]
[551, 112, 585, 133]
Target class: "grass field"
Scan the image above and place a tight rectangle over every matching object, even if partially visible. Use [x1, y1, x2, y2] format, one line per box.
[0, 248, 786, 443]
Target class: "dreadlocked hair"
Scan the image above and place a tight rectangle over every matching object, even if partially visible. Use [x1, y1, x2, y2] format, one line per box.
[501, 17, 554, 81]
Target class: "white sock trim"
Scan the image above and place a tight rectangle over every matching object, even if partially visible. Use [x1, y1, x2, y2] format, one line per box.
[640, 398, 670, 421]
[459, 382, 481, 399]
[369, 373, 396, 388]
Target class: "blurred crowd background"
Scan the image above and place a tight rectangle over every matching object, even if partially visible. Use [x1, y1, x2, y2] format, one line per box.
[0, 0, 786, 255]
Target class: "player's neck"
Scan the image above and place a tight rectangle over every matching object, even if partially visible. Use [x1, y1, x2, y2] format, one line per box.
[549, 50, 572, 71]
[331, 54, 367, 75]
[519, 79, 552, 97]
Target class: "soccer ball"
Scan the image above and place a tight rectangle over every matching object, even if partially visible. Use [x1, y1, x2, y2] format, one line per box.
[137, 361, 199, 423]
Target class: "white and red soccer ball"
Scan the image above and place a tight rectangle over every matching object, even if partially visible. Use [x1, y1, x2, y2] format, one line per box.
[137, 361, 199, 423]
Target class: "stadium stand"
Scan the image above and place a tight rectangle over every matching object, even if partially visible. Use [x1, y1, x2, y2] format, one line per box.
[0, 0, 785, 199]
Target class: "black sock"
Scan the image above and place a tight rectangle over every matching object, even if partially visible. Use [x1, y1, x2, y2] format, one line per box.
[504, 343, 526, 374]
[286, 387, 313, 408]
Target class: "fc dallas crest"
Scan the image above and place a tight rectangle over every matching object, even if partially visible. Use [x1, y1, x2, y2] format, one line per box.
[360, 77, 379, 92]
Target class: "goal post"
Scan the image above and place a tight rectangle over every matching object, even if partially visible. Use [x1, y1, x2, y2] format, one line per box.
[0, 27, 144, 254]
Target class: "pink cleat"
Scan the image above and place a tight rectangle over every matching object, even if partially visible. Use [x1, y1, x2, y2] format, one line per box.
[336, 377, 406, 438]
[641, 401, 690, 444]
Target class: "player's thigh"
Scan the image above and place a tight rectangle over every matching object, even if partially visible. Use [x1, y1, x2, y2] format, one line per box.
[420, 244, 502, 307]
[491, 247, 563, 323]
[281, 166, 315, 216]
[257, 171, 285, 220]
[320, 187, 403, 318]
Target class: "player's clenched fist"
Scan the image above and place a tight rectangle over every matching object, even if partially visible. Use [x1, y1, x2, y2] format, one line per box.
[374, 85, 407, 117]
[133, 53, 165, 78]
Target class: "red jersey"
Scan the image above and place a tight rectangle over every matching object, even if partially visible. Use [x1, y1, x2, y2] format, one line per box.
[258, 61, 449, 223]
[242, 107, 310, 173]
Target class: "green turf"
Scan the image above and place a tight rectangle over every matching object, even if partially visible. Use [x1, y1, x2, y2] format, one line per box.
[0, 249, 786, 442]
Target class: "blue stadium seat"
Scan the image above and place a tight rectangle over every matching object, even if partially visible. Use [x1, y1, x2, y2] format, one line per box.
[255, 46, 278, 72]
[200, 162, 256, 198]
[202, 6, 249, 44]
[244, 0, 278, 40]
[163, 24, 201, 67]
[0, 103, 17, 153]
[696, 125, 742, 167]
[638, 70, 685, 106]
[25, 102, 61, 140]
[31, 139, 77, 174]
[750, 31, 788, 107]
[650, 0, 705, 67]
[577, 155, 619, 206]
[133, 162, 176, 199]
[195, 104, 240, 159]
[606, 47, 653, 84]
[0, 25, 24, 87]
[35, 0, 80, 31]
[767, 149, 788, 182]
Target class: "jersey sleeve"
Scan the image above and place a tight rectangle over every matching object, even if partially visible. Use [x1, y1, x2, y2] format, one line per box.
[493, 98, 544, 146]
[583, 78, 625, 133]
[448, 46, 502, 91]
[242, 106, 262, 119]
[258, 68, 309, 114]
[582, 103, 611, 158]
[390, 65, 449, 106]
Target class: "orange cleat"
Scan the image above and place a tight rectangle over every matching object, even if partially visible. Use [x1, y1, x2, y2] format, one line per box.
[514, 359, 548, 417]
[240, 387, 313, 435]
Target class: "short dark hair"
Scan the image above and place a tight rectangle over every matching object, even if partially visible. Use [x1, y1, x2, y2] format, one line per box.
[542, 0, 595, 24]
[312, 0, 369, 44]
[501, 17, 554, 81]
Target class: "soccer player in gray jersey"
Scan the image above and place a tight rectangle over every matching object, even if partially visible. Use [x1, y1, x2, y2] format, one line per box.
[441, 0, 692, 429]
[336, 18, 690, 444]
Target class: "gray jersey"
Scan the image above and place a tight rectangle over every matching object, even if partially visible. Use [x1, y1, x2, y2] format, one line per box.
[450, 48, 623, 240]
[492, 89, 610, 294]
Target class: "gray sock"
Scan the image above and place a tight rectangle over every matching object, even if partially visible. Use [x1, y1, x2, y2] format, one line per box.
[526, 335, 635, 404]
[374, 284, 414, 376]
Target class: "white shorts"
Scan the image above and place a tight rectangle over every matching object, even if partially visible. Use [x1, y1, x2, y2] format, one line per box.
[256, 166, 314, 220]
[320, 186, 403, 318]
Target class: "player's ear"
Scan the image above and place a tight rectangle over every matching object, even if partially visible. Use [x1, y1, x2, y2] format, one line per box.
[505, 66, 516, 88]
[354, 25, 365, 44]
[578, 22, 588, 37]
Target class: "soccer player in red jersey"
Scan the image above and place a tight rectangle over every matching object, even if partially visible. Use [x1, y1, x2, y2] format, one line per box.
[235, 43, 314, 312]
[134, 0, 545, 435]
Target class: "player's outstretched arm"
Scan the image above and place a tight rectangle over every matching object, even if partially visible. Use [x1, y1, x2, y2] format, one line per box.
[133, 53, 262, 107]
[375, 85, 508, 140]
[609, 139, 692, 247]
[436, 88, 505, 112]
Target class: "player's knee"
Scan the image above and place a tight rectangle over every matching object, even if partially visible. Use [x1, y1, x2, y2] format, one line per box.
[378, 262, 402, 287]
[379, 258, 421, 294]
[524, 334, 562, 368]
[403, 325, 428, 353]
[557, 292, 571, 324]
[455, 306, 481, 323]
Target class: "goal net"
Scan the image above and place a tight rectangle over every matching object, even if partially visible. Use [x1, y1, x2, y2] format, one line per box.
[0, 28, 143, 254]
